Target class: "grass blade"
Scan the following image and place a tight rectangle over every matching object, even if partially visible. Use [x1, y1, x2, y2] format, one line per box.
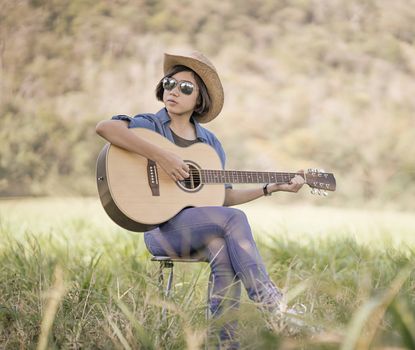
[36, 265, 66, 350]
[107, 316, 132, 350]
[340, 266, 413, 350]
[115, 298, 155, 350]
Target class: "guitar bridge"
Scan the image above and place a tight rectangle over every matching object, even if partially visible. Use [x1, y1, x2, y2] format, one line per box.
[147, 160, 160, 196]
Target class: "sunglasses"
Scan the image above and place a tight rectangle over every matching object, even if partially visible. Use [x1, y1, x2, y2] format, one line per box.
[162, 77, 195, 95]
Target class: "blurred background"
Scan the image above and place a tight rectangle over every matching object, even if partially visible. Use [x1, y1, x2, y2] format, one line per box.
[1, 0, 414, 211]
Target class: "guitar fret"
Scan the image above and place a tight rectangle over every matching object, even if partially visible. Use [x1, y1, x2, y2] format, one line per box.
[200, 170, 299, 184]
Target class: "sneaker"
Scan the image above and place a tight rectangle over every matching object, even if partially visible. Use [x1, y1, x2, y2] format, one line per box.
[284, 303, 308, 332]
[266, 302, 311, 336]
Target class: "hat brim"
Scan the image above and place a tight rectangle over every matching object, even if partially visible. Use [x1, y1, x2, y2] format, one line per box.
[163, 53, 224, 123]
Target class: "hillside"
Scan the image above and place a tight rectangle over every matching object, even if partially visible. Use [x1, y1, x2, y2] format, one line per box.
[1, 0, 414, 209]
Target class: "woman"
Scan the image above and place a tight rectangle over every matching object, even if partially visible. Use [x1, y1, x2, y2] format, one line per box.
[96, 51, 305, 348]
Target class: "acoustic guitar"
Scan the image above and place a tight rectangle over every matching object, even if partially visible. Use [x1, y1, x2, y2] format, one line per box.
[96, 128, 336, 232]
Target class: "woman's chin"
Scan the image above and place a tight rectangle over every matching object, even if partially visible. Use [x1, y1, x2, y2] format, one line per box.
[165, 106, 194, 118]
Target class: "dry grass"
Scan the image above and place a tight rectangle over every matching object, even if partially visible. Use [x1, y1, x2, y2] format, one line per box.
[0, 197, 414, 349]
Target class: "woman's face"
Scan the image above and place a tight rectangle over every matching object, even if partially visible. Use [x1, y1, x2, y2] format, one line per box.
[162, 71, 199, 118]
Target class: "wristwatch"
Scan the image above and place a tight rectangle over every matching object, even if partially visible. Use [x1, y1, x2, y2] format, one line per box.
[263, 183, 272, 196]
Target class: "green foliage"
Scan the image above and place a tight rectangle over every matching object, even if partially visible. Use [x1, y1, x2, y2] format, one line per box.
[1, 0, 415, 209]
[0, 102, 100, 195]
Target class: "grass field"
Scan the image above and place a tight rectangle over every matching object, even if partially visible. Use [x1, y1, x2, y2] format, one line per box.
[0, 197, 414, 349]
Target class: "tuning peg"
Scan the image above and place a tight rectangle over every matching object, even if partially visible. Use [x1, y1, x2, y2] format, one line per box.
[310, 188, 329, 196]
[319, 169, 325, 173]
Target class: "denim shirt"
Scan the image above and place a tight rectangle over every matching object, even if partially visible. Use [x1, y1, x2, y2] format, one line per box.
[112, 108, 232, 189]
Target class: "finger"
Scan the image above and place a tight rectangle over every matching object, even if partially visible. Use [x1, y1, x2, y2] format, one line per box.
[295, 181, 304, 191]
[171, 171, 183, 181]
[295, 171, 305, 184]
[176, 171, 187, 181]
[178, 168, 190, 178]
[293, 175, 305, 185]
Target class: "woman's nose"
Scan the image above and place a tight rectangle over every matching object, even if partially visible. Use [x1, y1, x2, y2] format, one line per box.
[169, 85, 180, 96]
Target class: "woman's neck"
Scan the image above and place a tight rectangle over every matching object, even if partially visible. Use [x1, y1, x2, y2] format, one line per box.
[169, 116, 196, 140]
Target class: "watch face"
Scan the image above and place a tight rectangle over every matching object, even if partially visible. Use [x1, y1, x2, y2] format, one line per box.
[263, 184, 271, 196]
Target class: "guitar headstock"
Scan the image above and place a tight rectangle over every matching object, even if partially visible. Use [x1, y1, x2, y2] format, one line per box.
[305, 168, 336, 196]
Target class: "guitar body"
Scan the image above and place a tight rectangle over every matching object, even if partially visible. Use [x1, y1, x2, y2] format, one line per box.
[96, 128, 225, 232]
[97, 128, 336, 232]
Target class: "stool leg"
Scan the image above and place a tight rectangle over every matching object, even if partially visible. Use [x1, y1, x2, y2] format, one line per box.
[158, 263, 164, 290]
[206, 271, 214, 320]
[158, 262, 167, 322]
[205, 271, 214, 350]
[160, 261, 174, 322]
[165, 264, 174, 298]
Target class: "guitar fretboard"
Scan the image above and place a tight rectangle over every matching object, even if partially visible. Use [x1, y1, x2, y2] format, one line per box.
[199, 170, 302, 184]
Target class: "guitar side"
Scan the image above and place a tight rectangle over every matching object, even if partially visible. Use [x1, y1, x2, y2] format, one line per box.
[97, 144, 152, 231]
[96, 128, 226, 232]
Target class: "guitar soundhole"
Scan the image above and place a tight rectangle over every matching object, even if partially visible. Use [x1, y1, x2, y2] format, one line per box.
[177, 162, 202, 192]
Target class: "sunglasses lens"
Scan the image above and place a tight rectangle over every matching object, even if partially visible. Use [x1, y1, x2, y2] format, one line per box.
[179, 82, 194, 95]
[162, 77, 177, 91]
[162, 77, 194, 95]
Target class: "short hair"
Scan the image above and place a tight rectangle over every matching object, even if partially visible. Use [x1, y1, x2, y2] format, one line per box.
[155, 65, 211, 118]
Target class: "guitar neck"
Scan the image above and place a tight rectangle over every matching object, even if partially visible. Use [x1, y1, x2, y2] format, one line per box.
[200, 170, 301, 185]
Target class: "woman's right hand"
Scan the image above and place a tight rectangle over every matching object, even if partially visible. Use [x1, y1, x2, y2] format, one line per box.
[96, 120, 189, 181]
[155, 149, 190, 181]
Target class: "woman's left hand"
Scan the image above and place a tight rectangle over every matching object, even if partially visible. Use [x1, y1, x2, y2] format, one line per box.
[267, 171, 305, 194]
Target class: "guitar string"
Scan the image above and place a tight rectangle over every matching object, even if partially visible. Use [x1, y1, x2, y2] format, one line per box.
[181, 170, 332, 189]
[186, 170, 302, 177]
[185, 169, 301, 183]
[185, 170, 332, 188]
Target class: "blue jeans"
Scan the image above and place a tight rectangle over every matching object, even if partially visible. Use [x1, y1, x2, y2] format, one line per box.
[144, 206, 282, 348]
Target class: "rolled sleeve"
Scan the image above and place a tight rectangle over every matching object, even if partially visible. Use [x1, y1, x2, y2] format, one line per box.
[111, 114, 156, 131]
[111, 114, 132, 123]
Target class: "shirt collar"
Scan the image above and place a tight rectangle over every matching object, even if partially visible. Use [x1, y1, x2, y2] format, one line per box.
[156, 108, 208, 142]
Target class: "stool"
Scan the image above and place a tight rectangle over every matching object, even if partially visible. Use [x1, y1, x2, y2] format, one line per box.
[151, 256, 213, 321]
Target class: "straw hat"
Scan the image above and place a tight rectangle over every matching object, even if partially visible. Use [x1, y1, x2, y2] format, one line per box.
[163, 51, 224, 123]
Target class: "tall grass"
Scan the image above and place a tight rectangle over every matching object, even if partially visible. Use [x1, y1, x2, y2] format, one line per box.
[0, 198, 414, 349]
